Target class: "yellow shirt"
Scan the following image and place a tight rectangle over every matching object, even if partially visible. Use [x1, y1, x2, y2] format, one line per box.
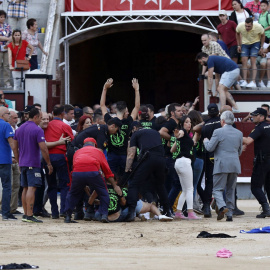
[236, 22, 264, 45]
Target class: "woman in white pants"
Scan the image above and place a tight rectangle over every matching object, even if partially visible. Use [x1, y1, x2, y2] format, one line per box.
[171, 116, 200, 220]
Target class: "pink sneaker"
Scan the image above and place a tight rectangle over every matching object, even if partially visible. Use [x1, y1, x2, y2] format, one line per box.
[175, 212, 188, 220]
[188, 212, 201, 220]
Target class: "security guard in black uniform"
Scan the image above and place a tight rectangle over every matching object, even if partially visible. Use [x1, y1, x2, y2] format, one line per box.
[124, 124, 171, 221]
[200, 103, 221, 218]
[243, 107, 270, 218]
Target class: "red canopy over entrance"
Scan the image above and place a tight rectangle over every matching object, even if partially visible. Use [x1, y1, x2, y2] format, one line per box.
[65, 0, 233, 12]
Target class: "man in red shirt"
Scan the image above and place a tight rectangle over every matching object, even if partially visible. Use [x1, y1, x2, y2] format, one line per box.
[64, 138, 122, 223]
[217, 10, 238, 63]
[44, 105, 74, 219]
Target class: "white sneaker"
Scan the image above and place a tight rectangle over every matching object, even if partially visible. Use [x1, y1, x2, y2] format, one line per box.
[267, 81, 270, 88]
[232, 108, 240, 113]
[258, 81, 266, 88]
[240, 80, 248, 87]
[158, 215, 173, 222]
[246, 81, 257, 88]
[239, 80, 245, 84]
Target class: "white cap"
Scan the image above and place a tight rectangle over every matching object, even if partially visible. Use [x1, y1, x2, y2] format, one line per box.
[218, 10, 227, 16]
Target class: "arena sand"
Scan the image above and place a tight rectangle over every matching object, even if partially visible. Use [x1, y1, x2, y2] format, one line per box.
[0, 200, 270, 270]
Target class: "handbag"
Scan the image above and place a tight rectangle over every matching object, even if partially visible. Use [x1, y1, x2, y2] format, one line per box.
[15, 59, 30, 71]
[14, 45, 30, 71]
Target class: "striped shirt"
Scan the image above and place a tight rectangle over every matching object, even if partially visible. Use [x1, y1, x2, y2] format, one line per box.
[7, 0, 28, 18]
[202, 41, 230, 59]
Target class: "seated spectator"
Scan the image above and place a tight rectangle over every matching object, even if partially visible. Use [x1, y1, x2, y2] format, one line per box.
[230, 0, 252, 25]
[22, 18, 48, 71]
[8, 29, 34, 90]
[247, 49, 267, 88]
[0, 10, 12, 88]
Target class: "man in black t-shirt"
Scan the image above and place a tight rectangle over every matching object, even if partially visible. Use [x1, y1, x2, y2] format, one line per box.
[138, 105, 158, 130]
[243, 107, 270, 218]
[100, 78, 140, 177]
[72, 119, 121, 151]
[124, 126, 171, 221]
[159, 103, 184, 208]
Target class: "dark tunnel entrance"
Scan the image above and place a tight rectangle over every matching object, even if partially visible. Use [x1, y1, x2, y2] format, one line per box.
[69, 29, 202, 111]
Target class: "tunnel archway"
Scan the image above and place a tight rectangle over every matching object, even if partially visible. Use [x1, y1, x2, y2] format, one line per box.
[69, 28, 202, 110]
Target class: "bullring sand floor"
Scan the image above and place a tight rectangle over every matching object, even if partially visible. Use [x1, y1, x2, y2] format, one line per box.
[0, 200, 270, 269]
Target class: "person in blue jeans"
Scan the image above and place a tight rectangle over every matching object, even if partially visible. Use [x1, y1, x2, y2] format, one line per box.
[0, 106, 16, 221]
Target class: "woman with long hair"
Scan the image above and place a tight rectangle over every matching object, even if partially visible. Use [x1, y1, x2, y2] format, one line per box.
[8, 29, 33, 90]
[171, 115, 201, 220]
[230, 0, 252, 24]
[76, 115, 92, 133]
[188, 110, 204, 214]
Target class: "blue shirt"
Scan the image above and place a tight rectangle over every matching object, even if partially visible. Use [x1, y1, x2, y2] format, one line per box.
[0, 119, 14, 164]
[217, 40, 230, 57]
[207, 56, 238, 75]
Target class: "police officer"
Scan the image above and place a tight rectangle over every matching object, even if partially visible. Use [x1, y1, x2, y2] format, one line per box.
[199, 103, 221, 218]
[125, 123, 171, 221]
[243, 107, 270, 218]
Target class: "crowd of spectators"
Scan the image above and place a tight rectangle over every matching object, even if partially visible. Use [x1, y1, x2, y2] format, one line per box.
[201, 0, 270, 90]
[1, 75, 269, 223]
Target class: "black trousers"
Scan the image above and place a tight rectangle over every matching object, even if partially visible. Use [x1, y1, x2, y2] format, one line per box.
[127, 153, 169, 211]
[251, 159, 270, 205]
[197, 154, 214, 205]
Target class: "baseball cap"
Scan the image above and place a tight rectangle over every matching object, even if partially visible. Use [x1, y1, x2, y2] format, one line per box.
[207, 103, 219, 115]
[74, 108, 83, 118]
[219, 10, 227, 16]
[83, 137, 97, 147]
[250, 108, 267, 117]
[24, 105, 34, 113]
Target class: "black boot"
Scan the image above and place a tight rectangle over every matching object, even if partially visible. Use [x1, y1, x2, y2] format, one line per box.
[64, 214, 78, 223]
[233, 198, 245, 216]
[203, 203, 212, 218]
[125, 209, 135, 222]
[74, 210, 84, 220]
[256, 203, 270, 218]
[84, 205, 95, 221]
